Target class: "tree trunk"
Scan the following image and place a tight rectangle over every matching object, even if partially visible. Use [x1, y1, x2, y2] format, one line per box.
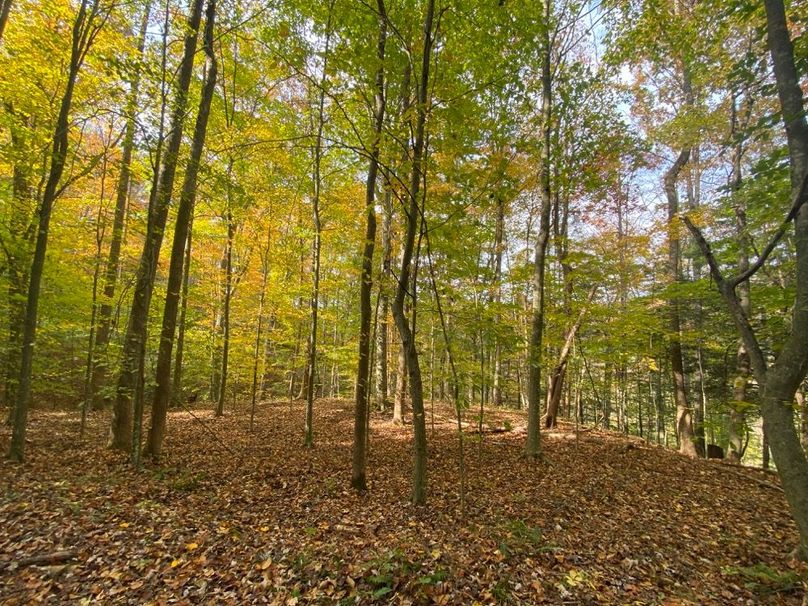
[545, 287, 596, 427]
[352, 0, 386, 492]
[391, 0, 435, 505]
[171, 211, 193, 407]
[145, 0, 217, 459]
[303, 0, 334, 447]
[685, 0, 808, 558]
[525, 0, 552, 458]
[492, 195, 505, 407]
[109, 0, 204, 454]
[9, 0, 104, 462]
[375, 189, 393, 411]
[91, 1, 150, 410]
[215, 203, 234, 417]
[665, 139, 696, 457]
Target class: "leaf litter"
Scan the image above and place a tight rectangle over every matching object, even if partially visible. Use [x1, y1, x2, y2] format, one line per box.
[0, 399, 805, 604]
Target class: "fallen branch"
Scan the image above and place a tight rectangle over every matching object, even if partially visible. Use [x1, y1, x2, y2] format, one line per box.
[1, 550, 78, 570]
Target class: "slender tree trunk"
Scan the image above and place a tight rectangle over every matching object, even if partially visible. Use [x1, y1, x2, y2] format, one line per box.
[171, 211, 193, 407]
[216, 205, 235, 417]
[525, 0, 552, 458]
[91, 1, 151, 409]
[81, 152, 111, 437]
[10, 0, 105, 461]
[352, 0, 387, 492]
[375, 189, 393, 411]
[665, 140, 696, 457]
[145, 0, 217, 459]
[390, 0, 435, 504]
[109, 0, 204, 454]
[250, 230, 272, 432]
[492, 195, 505, 407]
[303, 0, 334, 447]
[545, 287, 596, 427]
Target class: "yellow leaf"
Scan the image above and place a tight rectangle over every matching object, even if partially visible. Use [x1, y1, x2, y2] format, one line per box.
[259, 526, 269, 532]
[186, 542, 199, 551]
[119, 522, 130, 528]
[431, 549, 441, 560]
[171, 559, 182, 568]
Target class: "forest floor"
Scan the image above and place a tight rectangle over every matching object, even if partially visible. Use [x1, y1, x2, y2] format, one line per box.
[0, 398, 806, 605]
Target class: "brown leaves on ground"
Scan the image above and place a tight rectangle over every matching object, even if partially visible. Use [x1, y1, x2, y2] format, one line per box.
[0, 399, 805, 605]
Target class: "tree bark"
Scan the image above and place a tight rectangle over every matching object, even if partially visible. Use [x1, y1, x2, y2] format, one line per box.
[109, 0, 204, 453]
[525, 0, 552, 459]
[9, 0, 105, 462]
[352, 0, 387, 492]
[91, 1, 151, 410]
[391, 0, 435, 504]
[145, 0, 217, 459]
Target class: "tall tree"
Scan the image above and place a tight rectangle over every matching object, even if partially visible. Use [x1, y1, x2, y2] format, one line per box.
[145, 0, 217, 459]
[109, 0, 204, 453]
[525, 0, 552, 459]
[303, 0, 335, 447]
[9, 0, 108, 461]
[91, 1, 151, 409]
[684, 0, 808, 557]
[352, 0, 387, 492]
[391, 0, 436, 505]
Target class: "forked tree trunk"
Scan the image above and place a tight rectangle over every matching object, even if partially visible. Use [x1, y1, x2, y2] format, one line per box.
[390, 0, 435, 504]
[145, 0, 217, 459]
[109, 0, 204, 454]
[91, 2, 151, 409]
[685, 0, 808, 557]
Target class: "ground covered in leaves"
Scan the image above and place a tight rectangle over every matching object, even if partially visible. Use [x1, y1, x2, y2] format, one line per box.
[1, 399, 806, 605]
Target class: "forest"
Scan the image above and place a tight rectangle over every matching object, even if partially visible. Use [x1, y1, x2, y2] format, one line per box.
[1, 0, 808, 603]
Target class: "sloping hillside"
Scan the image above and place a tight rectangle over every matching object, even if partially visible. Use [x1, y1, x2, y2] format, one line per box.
[1, 400, 805, 604]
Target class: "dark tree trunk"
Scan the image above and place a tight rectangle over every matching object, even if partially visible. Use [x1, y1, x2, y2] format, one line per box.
[352, 0, 387, 492]
[10, 0, 105, 461]
[91, 2, 151, 410]
[390, 0, 435, 504]
[109, 0, 204, 454]
[145, 0, 217, 459]
[526, 0, 552, 458]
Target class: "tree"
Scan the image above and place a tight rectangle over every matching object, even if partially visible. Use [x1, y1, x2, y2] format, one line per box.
[109, 0, 204, 453]
[9, 0, 108, 462]
[684, 0, 808, 558]
[352, 0, 387, 492]
[145, 0, 217, 460]
[90, 0, 151, 410]
[390, 0, 436, 505]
